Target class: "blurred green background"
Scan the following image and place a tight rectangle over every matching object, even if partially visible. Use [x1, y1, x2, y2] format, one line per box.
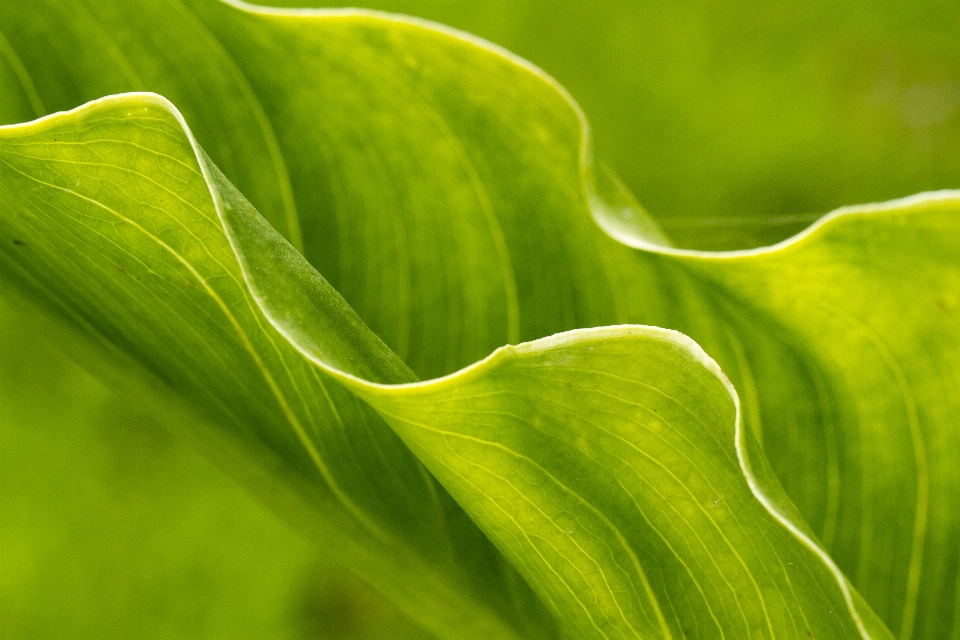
[2, 1, 959, 638]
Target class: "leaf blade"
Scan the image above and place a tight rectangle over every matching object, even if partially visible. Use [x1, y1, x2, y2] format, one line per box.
[2, 2, 958, 638]
[0, 94, 555, 640]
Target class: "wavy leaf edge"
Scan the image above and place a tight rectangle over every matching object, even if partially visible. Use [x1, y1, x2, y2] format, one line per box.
[212, 0, 960, 259]
[0, 82, 915, 637]
[6, 4, 952, 635]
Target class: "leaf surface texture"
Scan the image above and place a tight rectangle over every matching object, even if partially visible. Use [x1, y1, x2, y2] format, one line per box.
[1, 2, 958, 638]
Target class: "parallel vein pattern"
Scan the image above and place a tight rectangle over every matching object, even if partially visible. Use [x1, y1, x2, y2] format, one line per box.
[0, 97, 555, 640]
[1, 2, 958, 639]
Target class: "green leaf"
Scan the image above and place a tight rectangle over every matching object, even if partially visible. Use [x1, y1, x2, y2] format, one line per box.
[219, 133, 892, 636]
[1, 2, 958, 639]
[0, 94, 557, 640]
[0, 92, 889, 639]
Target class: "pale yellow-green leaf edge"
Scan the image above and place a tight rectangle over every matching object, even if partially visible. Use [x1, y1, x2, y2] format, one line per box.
[4, 4, 948, 636]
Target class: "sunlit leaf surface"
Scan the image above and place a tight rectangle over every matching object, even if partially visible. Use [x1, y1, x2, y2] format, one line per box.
[1, 2, 958, 639]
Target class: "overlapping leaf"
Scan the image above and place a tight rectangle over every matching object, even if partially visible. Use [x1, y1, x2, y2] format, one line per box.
[1, 1, 958, 638]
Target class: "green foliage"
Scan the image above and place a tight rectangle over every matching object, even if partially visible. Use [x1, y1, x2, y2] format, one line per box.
[1, 2, 958, 639]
